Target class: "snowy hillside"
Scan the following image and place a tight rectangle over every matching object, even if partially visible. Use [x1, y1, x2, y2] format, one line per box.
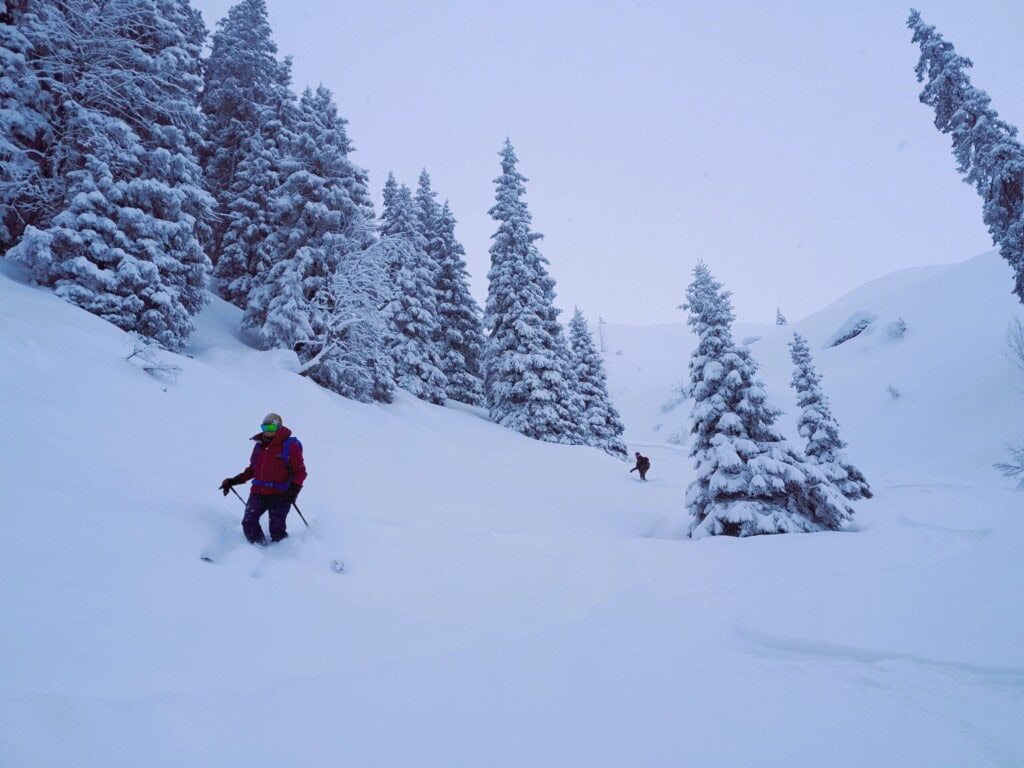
[2, 253, 1024, 767]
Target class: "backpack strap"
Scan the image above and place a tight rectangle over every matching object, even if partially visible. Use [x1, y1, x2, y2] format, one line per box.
[280, 437, 301, 484]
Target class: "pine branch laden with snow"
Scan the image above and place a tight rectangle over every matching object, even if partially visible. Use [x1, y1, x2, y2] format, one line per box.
[788, 332, 872, 500]
[482, 140, 585, 444]
[7, 0, 212, 352]
[568, 308, 627, 457]
[909, 9, 1024, 306]
[683, 263, 854, 538]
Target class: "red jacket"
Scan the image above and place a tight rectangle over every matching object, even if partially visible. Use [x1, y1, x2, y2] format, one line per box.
[237, 426, 307, 495]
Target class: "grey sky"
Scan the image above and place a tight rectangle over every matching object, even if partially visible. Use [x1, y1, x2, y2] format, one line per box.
[190, 0, 1024, 325]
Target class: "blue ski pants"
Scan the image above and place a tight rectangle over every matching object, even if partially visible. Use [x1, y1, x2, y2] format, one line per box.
[242, 492, 290, 544]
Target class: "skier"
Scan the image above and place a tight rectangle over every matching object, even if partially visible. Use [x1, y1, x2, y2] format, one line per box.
[630, 451, 651, 481]
[219, 413, 306, 544]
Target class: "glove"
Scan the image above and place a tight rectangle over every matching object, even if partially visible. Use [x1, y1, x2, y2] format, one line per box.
[220, 474, 244, 496]
[287, 484, 302, 504]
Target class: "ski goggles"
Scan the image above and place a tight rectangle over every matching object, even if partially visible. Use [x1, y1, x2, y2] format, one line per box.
[261, 422, 279, 433]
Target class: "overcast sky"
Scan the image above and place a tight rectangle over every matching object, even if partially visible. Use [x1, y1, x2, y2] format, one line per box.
[190, 0, 1024, 325]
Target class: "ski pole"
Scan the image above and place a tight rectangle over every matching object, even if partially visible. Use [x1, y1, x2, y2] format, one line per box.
[228, 485, 309, 530]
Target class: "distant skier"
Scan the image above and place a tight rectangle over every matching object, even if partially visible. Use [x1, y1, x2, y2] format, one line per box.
[220, 413, 306, 544]
[630, 452, 651, 481]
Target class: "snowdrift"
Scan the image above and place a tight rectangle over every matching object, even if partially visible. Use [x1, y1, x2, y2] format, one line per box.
[2, 252, 1023, 767]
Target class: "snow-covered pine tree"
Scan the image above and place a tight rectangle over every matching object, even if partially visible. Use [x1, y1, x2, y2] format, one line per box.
[380, 172, 400, 233]
[568, 308, 627, 457]
[483, 140, 584, 443]
[0, 0, 52, 249]
[788, 332, 872, 500]
[776, 307, 788, 325]
[200, 0, 292, 264]
[212, 130, 282, 306]
[242, 85, 376, 371]
[411, 169, 485, 405]
[435, 201, 486, 406]
[210, 49, 297, 308]
[8, 0, 212, 352]
[300, 241, 395, 403]
[684, 263, 854, 538]
[378, 180, 447, 403]
[909, 9, 1024, 305]
[413, 169, 444, 284]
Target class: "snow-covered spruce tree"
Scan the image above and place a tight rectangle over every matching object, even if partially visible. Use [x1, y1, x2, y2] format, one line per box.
[414, 169, 444, 286]
[435, 201, 486, 406]
[568, 308, 627, 457]
[200, 0, 292, 265]
[413, 169, 485, 405]
[483, 140, 584, 443]
[909, 10, 1024, 305]
[8, 0, 212, 352]
[212, 129, 283, 306]
[684, 263, 853, 538]
[242, 85, 377, 369]
[211, 51, 297, 308]
[788, 332, 872, 500]
[776, 307, 788, 325]
[378, 180, 447, 403]
[0, 0, 53, 249]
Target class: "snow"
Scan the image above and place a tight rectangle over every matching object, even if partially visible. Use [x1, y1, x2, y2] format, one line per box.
[2, 251, 1024, 766]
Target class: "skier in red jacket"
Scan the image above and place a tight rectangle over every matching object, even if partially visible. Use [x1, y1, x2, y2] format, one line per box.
[220, 413, 307, 544]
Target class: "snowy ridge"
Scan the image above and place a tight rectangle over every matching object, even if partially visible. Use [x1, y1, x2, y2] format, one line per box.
[2, 253, 1024, 766]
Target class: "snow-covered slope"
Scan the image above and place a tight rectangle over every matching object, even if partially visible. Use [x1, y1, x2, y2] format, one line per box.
[607, 251, 1024, 481]
[2, 253, 1023, 767]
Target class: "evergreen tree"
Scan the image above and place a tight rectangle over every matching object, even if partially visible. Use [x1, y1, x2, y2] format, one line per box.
[379, 181, 447, 403]
[8, 0, 212, 352]
[568, 308, 627, 457]
[413, 169, 443, 283]
[200, 0, 292, 264]
[301, 242, 395, 403]
[789, 332, 872, 500]
[684, 263, 853, 538]
[242, 86, 376, 367]
[435, 201, 486, 406]
[411, 169, 485, 405]
[482, 140, 584, 443]
[211, 130, 283, 306]
[776, 307, 788, 325]
[909, 9, 1024, 305]
[0, 0, 52, 249]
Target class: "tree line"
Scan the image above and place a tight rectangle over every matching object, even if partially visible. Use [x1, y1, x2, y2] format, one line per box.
[0, 0, 626, 457]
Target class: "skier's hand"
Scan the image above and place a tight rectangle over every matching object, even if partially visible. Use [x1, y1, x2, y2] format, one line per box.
[220, 477, 236, 496]
[287, 484, 302, 504]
